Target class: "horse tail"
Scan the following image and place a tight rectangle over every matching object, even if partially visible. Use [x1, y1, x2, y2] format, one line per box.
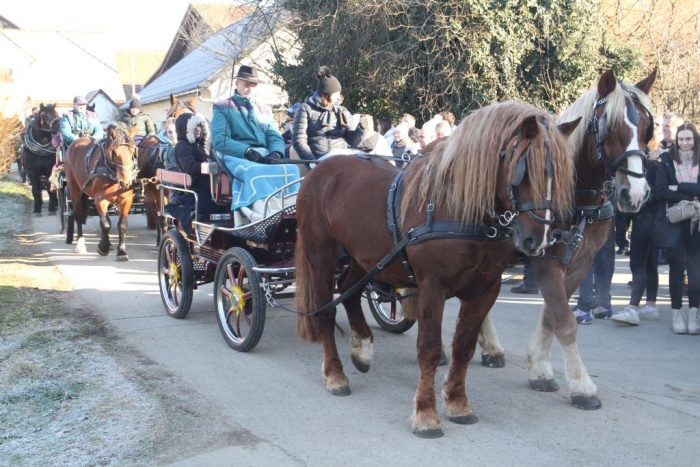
[295, 232, 323, 342]
[401, 288, 419, 320]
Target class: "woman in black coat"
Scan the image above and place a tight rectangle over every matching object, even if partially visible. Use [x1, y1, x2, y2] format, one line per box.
[292, 66, 355, 160]
[655, 122, 700, 334]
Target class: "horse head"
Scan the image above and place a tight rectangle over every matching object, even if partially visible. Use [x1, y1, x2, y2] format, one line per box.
[166, 93, 197, 119]
[565, 69, 656, 213]
[401, 101, 576, 258]
[105, 123, 138, 189]
[37, 103, 60, 133]
[497, 111, 578, 256]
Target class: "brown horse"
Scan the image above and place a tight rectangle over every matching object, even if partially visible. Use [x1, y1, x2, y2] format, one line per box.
[294, 101, 579, 437]
[135, 135, 167, 241]
[166, 93, 196, 119]
[479, 69, 657, 409]
[63, 123, 139, 261]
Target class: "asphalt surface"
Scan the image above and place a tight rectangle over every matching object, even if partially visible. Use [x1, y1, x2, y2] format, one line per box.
[18, 168, 700, 467]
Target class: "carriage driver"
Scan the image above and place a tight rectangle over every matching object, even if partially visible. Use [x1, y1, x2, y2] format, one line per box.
[117, 95, 156, 143]
[211, 64, 301, 225]
[59, 95, 104, 147]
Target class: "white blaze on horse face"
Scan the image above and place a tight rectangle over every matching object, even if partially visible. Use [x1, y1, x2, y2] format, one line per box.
[535, 177, 553, 254]
[622, 116, 649, 206]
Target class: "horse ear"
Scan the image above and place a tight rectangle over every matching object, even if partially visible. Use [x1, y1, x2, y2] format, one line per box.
[170, 93, 177, 106]
[520, 116, 539, 139]
[186, 95, 197, 110]
[597, 69, 617, 98]
[109, 126, 118, 140]
[40, 103, 45, 111]
[635, 68, 657, 96]
[128, 125, 138, 140]
[557, 117, 581, 138]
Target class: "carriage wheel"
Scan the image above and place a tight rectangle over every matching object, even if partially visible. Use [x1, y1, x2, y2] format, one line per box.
[366, 284, 416, 334]
[64, 185, 75, 245]
[158, 230, 194, 319]
[214, 247, 266, 352]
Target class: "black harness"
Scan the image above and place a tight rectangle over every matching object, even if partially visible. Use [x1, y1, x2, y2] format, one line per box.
[550, 86, 651, 263]
[587, 85, 653, 179]
[311, 138, 554, 315]
[78, 141, 138, 195]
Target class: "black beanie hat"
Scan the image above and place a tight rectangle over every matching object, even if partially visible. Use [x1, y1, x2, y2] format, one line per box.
[129, 97, 141, 110]
[316, 66, 341, 96]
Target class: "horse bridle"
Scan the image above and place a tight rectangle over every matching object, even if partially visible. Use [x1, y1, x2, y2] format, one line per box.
[503, 126, 555, 226]
[587, 86, 653, 179]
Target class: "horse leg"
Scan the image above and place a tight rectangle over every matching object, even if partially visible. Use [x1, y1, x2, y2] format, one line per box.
[115, 210, 129, 261]
[529, 259, 600, 409]
[478, 314, 506, 368]
[412, 285, 446, 438]
[338, 262, 374, 373]
[444, 285, 500, 426]
[28, 168, 43, 215]
[295, 231, 349, 396]
[95, 201, 112, 256]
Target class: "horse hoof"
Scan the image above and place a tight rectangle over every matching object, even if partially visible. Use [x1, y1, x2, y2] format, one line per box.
[350, 355, 370, 373]
[529, 378, 560, 392]
[328, 386, 351, 397]
[96, 247, 110, 257]
[116, 255, 129, 262]
[482, 353, 505, 368]
[448, 414, 478, 425]
[571, 394, 602, 410]
[33, 212, 42, 217]
[414, 427, 444, 439]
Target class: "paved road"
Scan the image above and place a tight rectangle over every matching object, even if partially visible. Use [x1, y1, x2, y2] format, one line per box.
[26, 187, 700, 467]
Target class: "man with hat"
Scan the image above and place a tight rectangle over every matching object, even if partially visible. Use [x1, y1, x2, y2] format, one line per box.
[118, 95, 156, 143]
[59, 95, 103, 146]
[211, 64, 300, 225]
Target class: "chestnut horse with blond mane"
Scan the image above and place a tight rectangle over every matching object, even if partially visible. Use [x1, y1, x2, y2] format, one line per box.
[294, 100, 580, 437]
[63, 123, 139, 260]
[479, 69, 657, 410]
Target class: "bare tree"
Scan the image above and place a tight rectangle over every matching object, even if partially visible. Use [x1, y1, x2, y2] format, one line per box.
[603, 0, 700, 119]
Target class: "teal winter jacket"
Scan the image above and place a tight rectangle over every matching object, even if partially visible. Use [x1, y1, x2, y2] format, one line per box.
[210, 91, 284, 159]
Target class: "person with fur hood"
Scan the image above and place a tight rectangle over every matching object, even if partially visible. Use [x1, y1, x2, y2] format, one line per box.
[168, 113, 226, 229]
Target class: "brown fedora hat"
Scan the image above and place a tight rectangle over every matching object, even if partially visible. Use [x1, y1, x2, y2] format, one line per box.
[235, 65, 265, 84]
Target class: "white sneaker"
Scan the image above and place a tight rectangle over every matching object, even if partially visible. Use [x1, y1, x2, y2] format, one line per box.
[688, 307, 700, 335]
[611, 307, 640, 325]
[672, 309, 688, 334]
[638, 305, 660, 320]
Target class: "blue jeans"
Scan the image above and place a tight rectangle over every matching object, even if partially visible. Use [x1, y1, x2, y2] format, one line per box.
[576, 229, 615, 310]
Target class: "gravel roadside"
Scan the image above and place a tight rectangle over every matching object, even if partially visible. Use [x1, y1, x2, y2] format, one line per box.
[0, 177, 242, 466]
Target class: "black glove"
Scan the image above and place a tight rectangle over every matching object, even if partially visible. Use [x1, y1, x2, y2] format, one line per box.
[244, 148, 265, 163]
[267, 151, 283, 161]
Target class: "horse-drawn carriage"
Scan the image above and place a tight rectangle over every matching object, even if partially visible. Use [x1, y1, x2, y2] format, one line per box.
[156, 149, 414, 352]
[154, 69, 657, 438]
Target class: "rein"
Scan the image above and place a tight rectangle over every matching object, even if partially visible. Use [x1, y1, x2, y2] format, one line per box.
[23, 122, 57, 157]
[307, 159, 517, 316]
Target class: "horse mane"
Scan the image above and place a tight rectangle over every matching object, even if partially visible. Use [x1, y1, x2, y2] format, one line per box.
[558, 77, 653, 156]
[401, 100, 574, 225]
[106, 122, 134, 148]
